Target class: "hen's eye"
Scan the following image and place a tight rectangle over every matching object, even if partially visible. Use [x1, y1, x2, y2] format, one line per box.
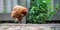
[22, 12, 26, 15]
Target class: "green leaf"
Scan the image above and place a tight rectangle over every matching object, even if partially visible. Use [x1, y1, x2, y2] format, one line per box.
[46, 0, 52, 3]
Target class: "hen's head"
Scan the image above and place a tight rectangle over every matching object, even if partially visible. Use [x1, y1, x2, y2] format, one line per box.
[21, 8, 28, 16]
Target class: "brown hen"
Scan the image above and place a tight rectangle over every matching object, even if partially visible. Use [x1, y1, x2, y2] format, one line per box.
[11, 5, 28, 23]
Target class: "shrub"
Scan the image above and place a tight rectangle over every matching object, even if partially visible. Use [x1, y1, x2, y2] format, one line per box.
[28, 0, 59, 24]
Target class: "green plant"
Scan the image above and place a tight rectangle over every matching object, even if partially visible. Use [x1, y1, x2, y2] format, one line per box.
[28, 0, 59, 24]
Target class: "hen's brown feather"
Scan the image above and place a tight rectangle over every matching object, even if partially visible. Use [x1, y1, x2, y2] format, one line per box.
[11, 5, 28, 21]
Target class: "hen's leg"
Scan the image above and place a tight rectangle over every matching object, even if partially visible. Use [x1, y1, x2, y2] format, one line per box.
[17, 18, 22, 23]
[18, 20, 21, 23]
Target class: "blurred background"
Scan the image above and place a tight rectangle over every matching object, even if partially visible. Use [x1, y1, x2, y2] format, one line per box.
[0, 0, 60, 24]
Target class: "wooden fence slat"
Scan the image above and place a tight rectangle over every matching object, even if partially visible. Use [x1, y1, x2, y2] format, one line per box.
[6, 0, 11, 13]
[0, 0, 4, 13]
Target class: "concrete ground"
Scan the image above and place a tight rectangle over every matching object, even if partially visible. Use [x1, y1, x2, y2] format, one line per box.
[0, 23, 60, 30]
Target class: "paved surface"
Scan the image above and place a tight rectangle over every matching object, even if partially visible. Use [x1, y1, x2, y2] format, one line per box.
[0, 23, 60, 30]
